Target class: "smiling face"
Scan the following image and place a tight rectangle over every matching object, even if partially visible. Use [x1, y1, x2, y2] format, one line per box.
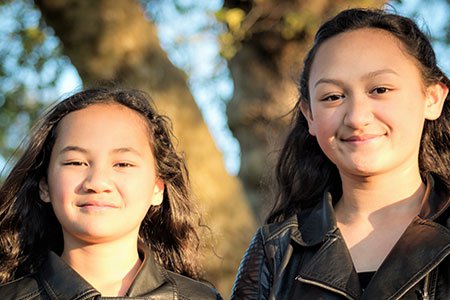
[302, 28, 446, 179]
[39, 103, 164, 247]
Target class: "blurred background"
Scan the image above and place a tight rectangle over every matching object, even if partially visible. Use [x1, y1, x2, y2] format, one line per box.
[1, 0, 449, 297]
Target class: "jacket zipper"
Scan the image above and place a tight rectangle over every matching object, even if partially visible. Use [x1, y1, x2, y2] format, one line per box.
[295, 276, 356, 300]
[418, 274, 430, 300]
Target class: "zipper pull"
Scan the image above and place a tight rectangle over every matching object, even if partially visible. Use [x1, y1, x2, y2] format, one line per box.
[418, 274, 430, 300]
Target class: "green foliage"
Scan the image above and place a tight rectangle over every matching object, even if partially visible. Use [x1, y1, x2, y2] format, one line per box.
[216, 5, 323, 60]
[0, 0, 67, 175]
[217, 7, 246, 32]
[216, 7, 246, 59]
[281, 11, 319, 39]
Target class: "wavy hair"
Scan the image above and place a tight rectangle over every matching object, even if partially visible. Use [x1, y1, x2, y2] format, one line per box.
[0, 87, 202, 283]
[268, 8, 450, 223]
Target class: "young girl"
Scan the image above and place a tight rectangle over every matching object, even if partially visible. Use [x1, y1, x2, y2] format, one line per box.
[0, 87, 221, 299]
[232, 8, 449, 300]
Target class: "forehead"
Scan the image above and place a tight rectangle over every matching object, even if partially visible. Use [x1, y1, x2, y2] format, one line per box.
[310, 28, 420, 79]
[54, 103, 151, 145]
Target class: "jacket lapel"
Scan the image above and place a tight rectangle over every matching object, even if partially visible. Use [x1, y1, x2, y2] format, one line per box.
[296, 231, 362, 300]
[294, 192, 362, 300]
[362, 216, 450, 299]
[40, 252, 100, 300]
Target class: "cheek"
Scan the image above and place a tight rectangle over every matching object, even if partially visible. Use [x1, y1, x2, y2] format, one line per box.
[119, 172, 154, 200]
[381, 101, 425, 138]
[309, 116, 341, 160]
[311, 114, 338, 140]
[45, 174, 73, 223]
[47, 170, 80, 202]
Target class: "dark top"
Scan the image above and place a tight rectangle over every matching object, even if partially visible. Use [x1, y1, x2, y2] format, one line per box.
[358, 271, 375, 290]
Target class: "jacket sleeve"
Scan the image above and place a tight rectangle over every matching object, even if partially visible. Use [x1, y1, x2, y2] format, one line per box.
[230, 227, 271, 300]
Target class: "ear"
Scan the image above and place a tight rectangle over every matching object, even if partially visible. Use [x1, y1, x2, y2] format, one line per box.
[300, 100, 317, 136]
[424, 82, 448, 120]
[39, 178, 51, 203]
[151, 178, 164, 206]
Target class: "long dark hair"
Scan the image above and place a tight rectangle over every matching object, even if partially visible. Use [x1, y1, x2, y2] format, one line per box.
[268, 8, 450, 223]
[0, 87, 203, 283]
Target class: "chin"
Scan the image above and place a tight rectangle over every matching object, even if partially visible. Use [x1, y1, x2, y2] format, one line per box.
[339, 161, 384, 178]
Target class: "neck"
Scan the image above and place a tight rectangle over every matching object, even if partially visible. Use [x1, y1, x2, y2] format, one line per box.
[336, 168, 425, 223]
[61, 237, 141, 296]
[334, 169, 427, 272]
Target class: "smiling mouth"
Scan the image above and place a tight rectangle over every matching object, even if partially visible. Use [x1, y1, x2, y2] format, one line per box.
[341, 134, 384, 142]
[78, 202, 118, 209]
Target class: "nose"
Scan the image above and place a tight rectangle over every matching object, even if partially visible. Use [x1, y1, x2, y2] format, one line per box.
[343, 95, 374, 129]
[81, 166, 113, 194]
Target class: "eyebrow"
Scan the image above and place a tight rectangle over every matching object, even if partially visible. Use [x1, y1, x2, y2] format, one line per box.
[111, 147, 142, 156]
[313, 69, 400, 88]
[362, 69, 399, 80]
[58, 146, 142, 157]
[59, 146, 88, 155]
[313, 78, 344, 88]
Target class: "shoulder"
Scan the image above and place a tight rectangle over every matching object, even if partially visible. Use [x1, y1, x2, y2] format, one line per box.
[230, 215, 300, 299]
[0, 273, 43, 300]
[165, 271, 222, 300]
[259, 213, 300, 245]
[236, 214, 300, 265]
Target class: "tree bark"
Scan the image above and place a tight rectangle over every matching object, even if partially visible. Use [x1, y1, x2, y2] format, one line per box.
[224, 0, 388, 218]
[34, 0, 256, 297]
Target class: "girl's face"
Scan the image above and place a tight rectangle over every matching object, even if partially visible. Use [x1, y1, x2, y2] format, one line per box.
[39, 103, 164, 247]
[302, 28, 447, 179]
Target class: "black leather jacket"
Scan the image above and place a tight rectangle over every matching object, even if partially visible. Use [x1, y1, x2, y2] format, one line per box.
[231, 177, 450, 299]
[0, 245, 221, 300]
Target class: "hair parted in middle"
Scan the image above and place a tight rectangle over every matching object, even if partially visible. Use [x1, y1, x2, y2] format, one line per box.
[0, 87, 203, 283]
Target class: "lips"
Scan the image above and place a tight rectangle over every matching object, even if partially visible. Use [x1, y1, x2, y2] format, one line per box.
[77, 201, 119, 208]
[341, 134, 384, 142]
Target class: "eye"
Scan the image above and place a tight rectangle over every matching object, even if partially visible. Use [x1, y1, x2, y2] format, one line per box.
[63, 161, 87, 166]
[322, 94, 345, 102]
[114, 162, 134, 168]
[370, 87, 390, 95]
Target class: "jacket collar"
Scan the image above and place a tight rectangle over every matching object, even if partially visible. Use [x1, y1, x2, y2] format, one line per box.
[293, 175, 450, 300]
[39, 243, 167, 299]
[39, 252, 99, 300]
[295, 192, 337, 246]
[126, 244, 166, 296]
[418, 175, 450, 220]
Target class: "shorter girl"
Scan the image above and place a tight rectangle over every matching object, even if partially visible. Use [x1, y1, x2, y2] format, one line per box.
[0, 87, 221, 299]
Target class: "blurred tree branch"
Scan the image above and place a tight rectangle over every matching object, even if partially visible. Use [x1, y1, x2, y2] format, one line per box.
[220, 0, 389, 217]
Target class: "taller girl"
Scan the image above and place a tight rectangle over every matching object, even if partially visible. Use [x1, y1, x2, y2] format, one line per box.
[232, 8, 449, 299]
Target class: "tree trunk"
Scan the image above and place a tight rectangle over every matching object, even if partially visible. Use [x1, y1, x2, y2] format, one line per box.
[224, 0, 388, 218]
[34, 0, 256, 297]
